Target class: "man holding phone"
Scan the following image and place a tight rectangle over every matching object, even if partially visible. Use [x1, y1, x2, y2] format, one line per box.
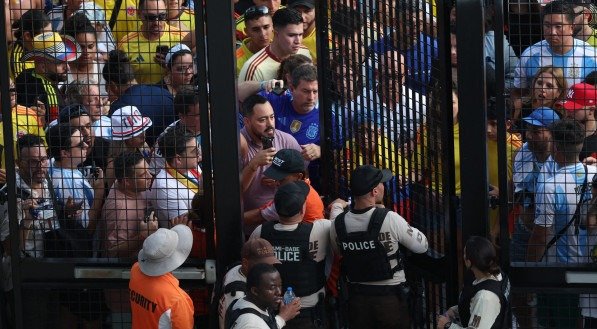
[240, 94, 303, 236]
[118, 0, 187, 84]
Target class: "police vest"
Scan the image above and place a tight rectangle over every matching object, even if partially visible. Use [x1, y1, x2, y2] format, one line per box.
[225, 298, 277, 329]
[457, 271, 512, 329]
[260, 221, 325, 297]
[334, 208, 403, 282]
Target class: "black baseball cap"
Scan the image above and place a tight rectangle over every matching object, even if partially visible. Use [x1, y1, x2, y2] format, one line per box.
[274, 180, 310, 217]
[288, 0, 315, 9]
[263, 149, 305, 180]
[350, 165, 392, 197]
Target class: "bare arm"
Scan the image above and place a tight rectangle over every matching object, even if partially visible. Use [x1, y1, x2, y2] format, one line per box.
[526, 225, 549, 262]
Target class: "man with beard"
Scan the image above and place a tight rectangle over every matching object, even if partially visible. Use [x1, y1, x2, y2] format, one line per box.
[240, 94, 302, 236]
[512, 1, 597, 116]
[226, 263, 301, 329]
[16, 32, 81, 123]
[564, 0, 597, 47]
[561, 83, 597, 161]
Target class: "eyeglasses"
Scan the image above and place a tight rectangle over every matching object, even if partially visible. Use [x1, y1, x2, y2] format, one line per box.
[24, 157, 49, 167]
[8, 88, 16, 94]
[173, 64, 194, 74]
[244, 6, 269, 20]
[143, 13, 167, 21]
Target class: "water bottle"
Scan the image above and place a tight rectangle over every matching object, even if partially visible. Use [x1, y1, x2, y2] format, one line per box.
[283, 287, 296, 305]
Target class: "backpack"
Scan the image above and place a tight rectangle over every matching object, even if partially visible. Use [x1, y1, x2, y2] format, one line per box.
[209, 262, 247, 329]
[224, 298, 277, 329]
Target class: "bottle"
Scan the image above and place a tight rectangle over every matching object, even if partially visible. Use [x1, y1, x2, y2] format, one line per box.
[283, 287, 296, 305]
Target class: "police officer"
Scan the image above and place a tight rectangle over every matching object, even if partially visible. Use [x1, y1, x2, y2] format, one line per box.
[250, 181, 331, 329]
[329, 165, 429, 329]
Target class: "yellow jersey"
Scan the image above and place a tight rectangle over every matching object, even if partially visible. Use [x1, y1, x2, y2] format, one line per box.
[8, 42, 34, 81]
[303, 27, 317, 63]
[118, 25, 187, 84]
[0, 105, 46, 169]
[236, 38, 255, 76]
[94, 0, 142, 44]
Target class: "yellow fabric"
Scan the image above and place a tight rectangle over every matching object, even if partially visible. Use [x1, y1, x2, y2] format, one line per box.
[165, 164, 199, 194]
[118, 25, 187, 84]
[303, 27, 317, 63]
[171, 9, 195, 32]
[0, 105, 46, 169]
[8, 42, 34, 81]
[97, 0, 143, 43]
[345, 135, 398, 174]
[236, 38, 255, 76]
[586, 29, 597, 47]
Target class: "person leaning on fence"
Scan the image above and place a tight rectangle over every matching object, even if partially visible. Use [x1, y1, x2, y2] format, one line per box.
[226, 263, 301, 329]
[217, 238, 281, 329]
[437, 236, 512, 329]
[15, 31, 81, 122]
[250, 180, 331, 329]
[527, 119, 596, 328]
[238, 8, 311, 82]
[149, 126, 201, 227]
[328, 165, 429, 329]
[239, 95, 302, 236]
[129, 225, 195, 329]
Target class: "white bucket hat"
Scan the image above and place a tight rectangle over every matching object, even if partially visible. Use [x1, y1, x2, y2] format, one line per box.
[110, 105, 152, 140]
[138, 225, 193, 276]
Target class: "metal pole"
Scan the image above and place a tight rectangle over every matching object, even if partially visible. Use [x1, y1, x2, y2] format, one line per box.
[456, 0, 489, 241]
[203, 0, 244, 275]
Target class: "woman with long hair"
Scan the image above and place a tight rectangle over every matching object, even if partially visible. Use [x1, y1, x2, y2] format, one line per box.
[437, 236, 512, 329]
[516, 65, 567, 120]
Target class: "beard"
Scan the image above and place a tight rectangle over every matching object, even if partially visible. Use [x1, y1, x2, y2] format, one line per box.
[46, 72, 68, 83]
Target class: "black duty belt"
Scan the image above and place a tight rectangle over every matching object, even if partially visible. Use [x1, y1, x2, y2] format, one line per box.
[348, 283, 407, 296]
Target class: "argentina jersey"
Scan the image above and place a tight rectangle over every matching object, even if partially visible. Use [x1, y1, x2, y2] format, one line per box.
[514, 39, 597, 89]
[263, 92, 320, 145]
[535, 163, 596, 263]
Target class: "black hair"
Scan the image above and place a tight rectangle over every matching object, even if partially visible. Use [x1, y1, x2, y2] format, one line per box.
[278, 54, 313, 81]
[330, 4, 364, 38]
[244, 5, 271, 22]
[550, 118, 586, 155]
[47, 124, 78, 161]
[272, 7, 303, 29]
[159, 126, 195, 163]
[62, 12, 97, 39]
[173, 85, 200, 116]
[17, 134, 45, 159]
[103, 50, 136, 85]
[242, 94, 269, 117]
[58, 104, 90, 124]
[290, 63, 317, 88]
[464, 236, 500, 275]
[585, 71, 597, 86]
[13, 10, 50, 41]
[542, 0, 576, 24]
[167, 49, 193, 69]
[113, 151, 145, 181]
[246, 263, 278, 291]
[486, 97, 508, 120]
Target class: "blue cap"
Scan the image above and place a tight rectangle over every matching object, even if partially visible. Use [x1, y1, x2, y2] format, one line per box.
[522, 107, 560, 127]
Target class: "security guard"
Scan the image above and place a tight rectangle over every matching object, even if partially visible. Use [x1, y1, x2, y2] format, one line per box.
[329, 165, 429, 329]
[250, 181, 331, 329]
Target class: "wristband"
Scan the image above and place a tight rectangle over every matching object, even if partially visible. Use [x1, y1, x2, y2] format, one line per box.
[259, 81, 266, 91]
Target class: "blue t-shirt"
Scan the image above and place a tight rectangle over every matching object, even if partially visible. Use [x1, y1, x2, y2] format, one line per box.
[261, 92, 320, 146]
[110, 85, 175, 145]
[370, 32, 438, 94]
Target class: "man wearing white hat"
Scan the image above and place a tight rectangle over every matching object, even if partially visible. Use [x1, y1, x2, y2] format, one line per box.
[15, 31, 81, 123]
[129, 225, 194, 329]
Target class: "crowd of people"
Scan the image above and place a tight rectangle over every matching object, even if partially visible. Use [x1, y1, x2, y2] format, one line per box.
[0, 0, 596, 328]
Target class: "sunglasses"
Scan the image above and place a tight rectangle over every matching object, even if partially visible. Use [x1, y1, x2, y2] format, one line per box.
[244, 6, 269, 20]
[143, 13, 167, 21]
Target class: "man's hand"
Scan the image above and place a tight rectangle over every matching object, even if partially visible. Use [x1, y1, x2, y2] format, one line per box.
[154, 53, 166, 67]
[0, 169, 6, 184]
[278, 298, 301, 322]
[437, 314, 450, 329]
[301, 144, 320, 161]
[328, 198, 348, 210]
[20, 198, 38, 226]
[248, 147, 277, 170]
[170, 212, 193, 229]
[583, 157, 597, 165]
[64, 196, 83, 218]
[140, 211, 159, 238]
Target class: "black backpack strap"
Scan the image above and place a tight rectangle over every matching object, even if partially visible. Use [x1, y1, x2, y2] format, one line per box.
[223, 281, 246, 297]
[541, 164, 588, 261]
[109, 0, 124, 30]
[369, 208, 403, 270]
[334, 210, 349, 242]
[226, 298, 277, 329]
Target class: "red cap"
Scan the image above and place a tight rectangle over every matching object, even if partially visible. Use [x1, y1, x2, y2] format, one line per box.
[562, 83, 597, 111]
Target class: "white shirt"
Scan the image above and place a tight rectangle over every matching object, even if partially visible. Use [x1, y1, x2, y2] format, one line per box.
[329, 205, 428, 285]
[229, 297, 286, 329]
[218, 265, 247, 329]
[250, 220, 332, 307]
[448, 274, 504, 329]
[148, 168, 195, 227]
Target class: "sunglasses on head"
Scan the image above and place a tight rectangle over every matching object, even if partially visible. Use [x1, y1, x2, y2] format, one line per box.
[143, 13, 167, 21]
[244, 6, 269, 20]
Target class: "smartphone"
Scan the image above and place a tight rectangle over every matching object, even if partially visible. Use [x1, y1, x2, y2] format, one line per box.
[156, 45, 170, 56]
[272, 81, 285, 95]
[144, 207, 155, 223]
[261, 136, 274, 150]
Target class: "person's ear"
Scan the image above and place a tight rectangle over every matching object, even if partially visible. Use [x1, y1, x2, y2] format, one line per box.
[243, 115, 250, 128]
[250, 286, 260, 297]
